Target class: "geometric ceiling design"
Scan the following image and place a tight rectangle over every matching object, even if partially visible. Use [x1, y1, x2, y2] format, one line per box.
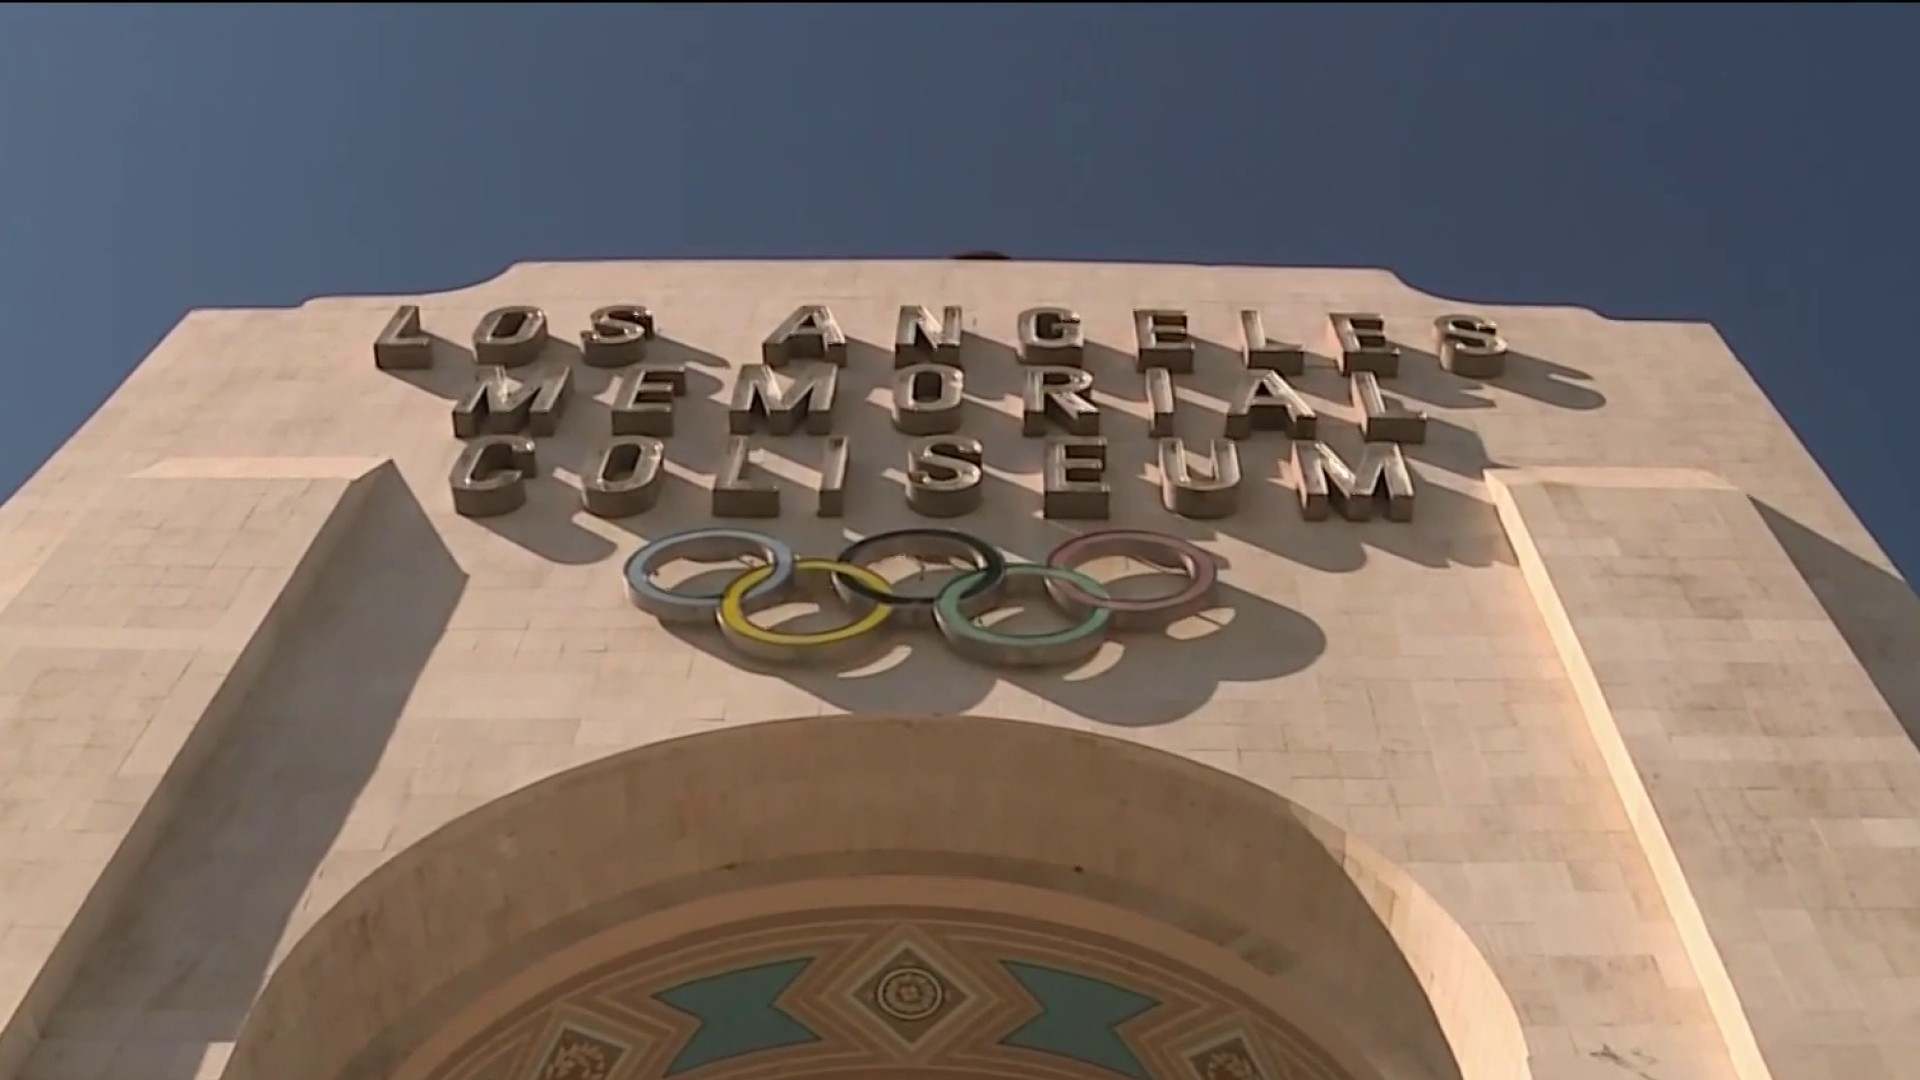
[415, 906, 1359, 1080]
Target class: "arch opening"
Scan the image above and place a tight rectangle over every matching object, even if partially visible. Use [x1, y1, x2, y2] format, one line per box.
[224, 716, 1531, 1080]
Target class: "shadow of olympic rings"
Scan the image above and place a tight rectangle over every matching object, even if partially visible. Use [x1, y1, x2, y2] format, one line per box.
[632, 525, 1326, 727]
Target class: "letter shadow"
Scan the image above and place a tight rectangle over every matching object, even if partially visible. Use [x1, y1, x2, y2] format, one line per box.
[1241, 343, 1498, 485]
[1503, 348, 1606, 410]
[555, 328, 1520, 727]
[656, 561, 1326, 729]
[1756, 500, 1920, 748]
[25, 471, 467, 1079]
[636, 337, 1331, 727]
[380, 331, 735, 565]
[1094, 338, 1513, 574]
[542, 337, 742, 548]
[1388, 342, 1606, 413]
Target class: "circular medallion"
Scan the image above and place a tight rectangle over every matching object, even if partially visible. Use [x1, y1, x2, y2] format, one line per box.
[874, 966, 945, 1021]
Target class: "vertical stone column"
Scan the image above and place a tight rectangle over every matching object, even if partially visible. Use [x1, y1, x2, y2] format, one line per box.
[1490, 467, 1920, 1080]
[0, 458, 395, 1079]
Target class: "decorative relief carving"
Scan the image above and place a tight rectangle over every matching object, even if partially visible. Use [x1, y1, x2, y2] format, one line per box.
[533, 1025, 632, 1080]
[416, 907, 1358, 1080]
[1184, 1033, 1271, 1080]
[849, 945, 973, 1047]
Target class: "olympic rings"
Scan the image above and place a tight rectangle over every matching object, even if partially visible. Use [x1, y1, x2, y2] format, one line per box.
[623, 528, 795, 624]
[623, 526, 1220, 666]
[720, 559, 894, 664]
[833, 528, 1005, 626]
[1045, 530, 1217, 630]
[936, 564, 1112, 668]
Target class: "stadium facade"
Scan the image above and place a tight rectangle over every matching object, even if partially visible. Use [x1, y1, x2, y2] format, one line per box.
[0, 259, 1915, 1080]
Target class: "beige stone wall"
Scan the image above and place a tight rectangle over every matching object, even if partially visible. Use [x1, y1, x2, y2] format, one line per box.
[0, 260, 1913, 1080]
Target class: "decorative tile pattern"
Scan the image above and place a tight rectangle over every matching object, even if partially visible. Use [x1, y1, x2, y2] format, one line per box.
[653, 958, 820, 1075]
[998, 961, 1160, 1079]
[415, 906, 1353, 1080]
[1184, 1033, 1270, 1080]
[848, 945, 972, 1048]
[532, 1024, 631, 1080]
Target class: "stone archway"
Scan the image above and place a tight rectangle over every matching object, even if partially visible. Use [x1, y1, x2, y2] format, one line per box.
[222, 716, 1530, 1080]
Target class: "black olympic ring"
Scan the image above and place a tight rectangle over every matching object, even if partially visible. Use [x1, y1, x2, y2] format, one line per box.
[831, 529, 1006, 608]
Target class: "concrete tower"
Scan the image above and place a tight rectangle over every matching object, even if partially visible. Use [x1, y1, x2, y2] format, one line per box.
[0, 260, 1915, 1080]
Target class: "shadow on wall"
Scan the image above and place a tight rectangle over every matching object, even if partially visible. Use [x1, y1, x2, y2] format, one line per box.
[1382, 341, 1605, 414]
[380, 311, 1604, 727]
[1756, 500, 1920, 747]
[388, 331, 727, 568]
[24, 471, 467, 1080]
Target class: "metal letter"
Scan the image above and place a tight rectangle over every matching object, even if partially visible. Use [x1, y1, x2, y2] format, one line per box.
[713, 436, 780, 518]
[817, 436, 850, 518]
[1239, 310, 1305, 374]
[762, 304, 847, 367]
[580, 304, 655, 368]
[610, 363, 686, 437]
[1292, 442, 1415, 522]
[1133, 309, 1195, 373]
[1144, 368, 1176, 437]
[452, 366, 571, 438]
[1351, 372, 1428, 443]
[374, 304, 432, 370]
[1044, 438, 1110, 520]
[1327, 312, 1400, 377]
[1018, 307, 1084, 365]
[895, 304, 964, 367]
[451, 436, 535, 518]
[729, 364, 838, 435]
[892, 364, 965, 435]
[1022, 366, 1099, 436]
[907, 437, 984, 517]
[1435, 313, 1508, 378]
[581, 437, 665, 518]
[1224, 370, 1316, 439]
[472, 306, 549, 368]
[1158, 438, 1241, 519]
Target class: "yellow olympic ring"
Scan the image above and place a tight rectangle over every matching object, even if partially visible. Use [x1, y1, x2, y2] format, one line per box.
[718, 558, 895, 661]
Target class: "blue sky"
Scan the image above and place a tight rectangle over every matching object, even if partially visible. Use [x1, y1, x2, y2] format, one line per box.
[2, 4, 1917, 573]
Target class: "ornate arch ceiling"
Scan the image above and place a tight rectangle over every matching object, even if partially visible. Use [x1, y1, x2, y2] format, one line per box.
[408, 905, 1364, 1080]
